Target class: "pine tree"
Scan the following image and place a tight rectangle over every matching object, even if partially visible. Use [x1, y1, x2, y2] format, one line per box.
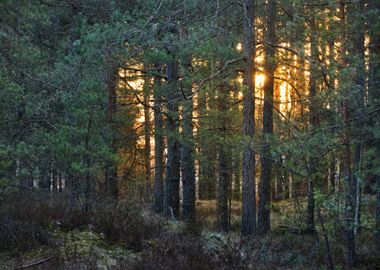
[241, 0, 257, 235]
[258, 0, 276, 234]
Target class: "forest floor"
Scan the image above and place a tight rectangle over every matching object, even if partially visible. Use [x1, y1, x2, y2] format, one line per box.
[0, 194, 379, 269]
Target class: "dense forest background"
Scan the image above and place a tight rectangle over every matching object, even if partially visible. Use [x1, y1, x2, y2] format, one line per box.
[0, 0, 379, 269]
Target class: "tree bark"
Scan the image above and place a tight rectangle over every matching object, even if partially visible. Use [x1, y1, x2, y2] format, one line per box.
[258, 0, 276, 235]
[84, 108, 95, 214]
[241, 0, 256, 236]
[153, 64, 165, 213]
[350, 0, 365, 236]
[144, 77, 152, 200]
[164, 58, 181, 218]
[217, 83, 231, 232]
[306, 20, 318, 234]
[105, 70, 118, 198]
[218, 144, 230, 232]
[181, 58, 196, 221]
[232, 87, 242, 202]
[198, 90, 217, 200]
[367, 0, 380, 250]
[376, 175, 380, 251]
[340, 1, 355, 267]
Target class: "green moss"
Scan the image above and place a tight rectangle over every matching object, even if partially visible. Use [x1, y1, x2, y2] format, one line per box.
[56, 229, 139, 269]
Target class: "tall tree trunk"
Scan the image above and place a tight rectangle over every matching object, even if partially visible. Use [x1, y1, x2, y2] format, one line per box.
[198, 91, 208, 200]
[218, 145, 230, 232]
[84, 108, 95, 214]
[232, 88, 242, 201]
[198, 91, 217, 200]
[144, 77, 152, 200]
[164, 58, 181, 218]
[306, 19, 318, 234]
[350, 0, 366, 236]
[367, 0, 380, 250]
[181, 58, 196, 221]
[198, 91, 207, 200]
[340, 1, 355, 267]
[376, 175, 380, 251]
[241, 0, 256, 235]
[217, 83, 231, 232]
[258, 0, 276, 235]
[105, 70, 118, 198]
[153, 64, 165, 213]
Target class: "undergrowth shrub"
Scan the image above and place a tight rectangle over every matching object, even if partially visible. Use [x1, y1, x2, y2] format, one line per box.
[0, 216, 51, 252]
[132, 231, 246, 270]
[133, 233, 214, 270]
[0, 190, 93, 251]
[94, 200, 162, 250]
[0, 191, 53, 226]
[0, 190, 91, 229]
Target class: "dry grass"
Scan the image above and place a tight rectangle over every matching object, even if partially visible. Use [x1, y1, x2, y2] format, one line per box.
[0, 193, 379, 269]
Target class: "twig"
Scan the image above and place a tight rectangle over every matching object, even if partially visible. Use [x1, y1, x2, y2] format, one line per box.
[14, 256, 55, 270]
[189, 57, 245, 98]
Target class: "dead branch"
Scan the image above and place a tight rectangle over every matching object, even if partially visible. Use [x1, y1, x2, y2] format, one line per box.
[15, 256, 55, 270]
